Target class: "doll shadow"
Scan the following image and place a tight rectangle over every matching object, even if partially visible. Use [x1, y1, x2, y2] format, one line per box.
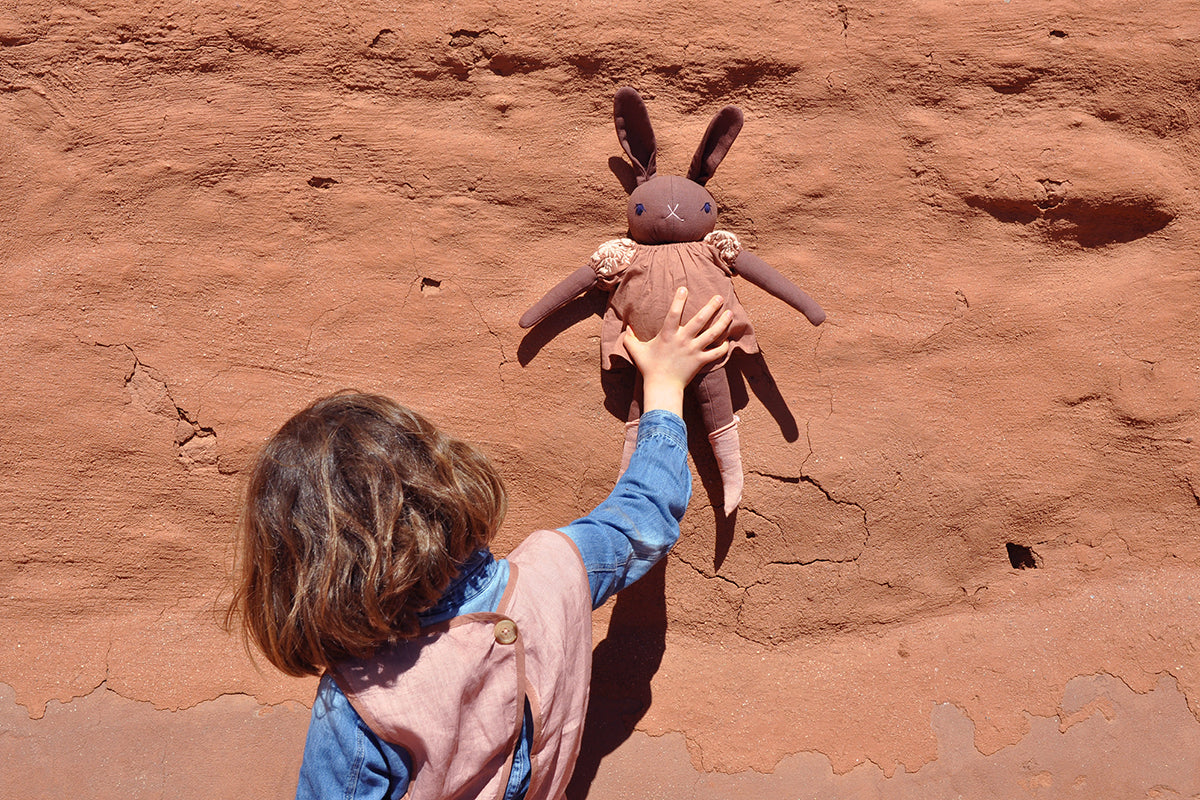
[727, 350, 799, 443]
[516, 289, 608, 366]
[608, 156, 640, 195]
[565, 559, 667, 800]
[601, 354, 797, 446]
[708, 353, 797, 567]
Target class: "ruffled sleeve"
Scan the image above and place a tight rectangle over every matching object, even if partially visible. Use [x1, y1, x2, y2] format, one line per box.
[590, 238, 637, 289]
[703, 230, 742, 272]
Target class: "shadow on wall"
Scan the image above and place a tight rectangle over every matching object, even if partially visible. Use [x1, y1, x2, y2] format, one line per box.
[567, 560, 668, 800]
[520, 303, 808, 797]
[688, 351, 799, 567]
[516, 289, 609, 367]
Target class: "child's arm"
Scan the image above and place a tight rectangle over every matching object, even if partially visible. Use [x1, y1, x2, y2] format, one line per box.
[563, 289, 731, 607]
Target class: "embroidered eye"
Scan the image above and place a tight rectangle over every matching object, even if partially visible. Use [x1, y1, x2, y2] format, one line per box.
[635, 204, 645, 216]
[703, 202, 712, 213]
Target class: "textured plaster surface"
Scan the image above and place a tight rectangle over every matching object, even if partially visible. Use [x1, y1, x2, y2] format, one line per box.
[2, 0, 1199, 794]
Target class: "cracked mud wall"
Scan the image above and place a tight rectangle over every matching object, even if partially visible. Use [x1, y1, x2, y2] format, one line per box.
[2, 0, 1200, 795]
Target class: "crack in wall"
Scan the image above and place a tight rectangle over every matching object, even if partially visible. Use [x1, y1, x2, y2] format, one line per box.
[1183, 477, 1200, 508]
[749, 469, 870, 550]
[667, 550, 764, 647]
[2, 679, 308, 722]
[298, 300, 356, 361]
[671, 548, 752, 590]
[87, 340, 219, 470]
[461, 284, 512, 383]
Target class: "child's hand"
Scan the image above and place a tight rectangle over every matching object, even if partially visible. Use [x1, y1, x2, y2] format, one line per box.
[624, 287, 733, 417]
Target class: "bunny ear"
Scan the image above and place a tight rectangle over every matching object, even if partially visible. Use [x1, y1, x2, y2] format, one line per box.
[687, 105, 744, 186]
[614, 87, 657, 185]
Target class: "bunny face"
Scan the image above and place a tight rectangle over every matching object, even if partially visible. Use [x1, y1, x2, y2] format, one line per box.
[613, 87, 744, 242]
[627, 175, 718, 245]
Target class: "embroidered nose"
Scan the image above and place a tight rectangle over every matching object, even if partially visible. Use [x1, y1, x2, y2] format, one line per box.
[665, 203, 684, 222]
[494, 619, 519, 645]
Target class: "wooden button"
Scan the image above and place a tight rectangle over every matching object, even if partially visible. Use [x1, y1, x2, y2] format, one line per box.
[494, 619, 518, 645]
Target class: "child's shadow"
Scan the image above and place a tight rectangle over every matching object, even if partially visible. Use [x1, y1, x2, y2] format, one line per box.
[565, 559, 667, 800]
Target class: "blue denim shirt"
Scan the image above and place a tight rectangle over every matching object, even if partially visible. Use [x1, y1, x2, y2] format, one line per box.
[295, 410, 690, 800]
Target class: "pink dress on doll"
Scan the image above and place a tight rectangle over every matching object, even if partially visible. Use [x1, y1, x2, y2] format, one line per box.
[594, 231, 759, 371]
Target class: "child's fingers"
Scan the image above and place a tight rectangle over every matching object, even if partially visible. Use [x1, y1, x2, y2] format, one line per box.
[621, 328, 644, 360]
[699, 339, 732, 365]
[695, 309, 734, 348]
[680, 294, 726, 335]
[664, 286, 690, 330]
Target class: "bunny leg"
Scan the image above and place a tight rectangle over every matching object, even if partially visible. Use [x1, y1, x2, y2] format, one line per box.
[618, 374, 644, 477]
[694, 368, 742, 514]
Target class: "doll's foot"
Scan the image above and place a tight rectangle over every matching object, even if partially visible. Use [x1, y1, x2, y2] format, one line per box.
[708, 416, 743, 515]
[618, 420, 639, 478]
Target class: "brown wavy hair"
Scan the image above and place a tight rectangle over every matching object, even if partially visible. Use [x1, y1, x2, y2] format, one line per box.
[226, 391, 506, 676]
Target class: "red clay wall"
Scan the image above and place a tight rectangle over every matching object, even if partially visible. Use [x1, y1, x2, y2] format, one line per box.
[2, 1, 1199, 796]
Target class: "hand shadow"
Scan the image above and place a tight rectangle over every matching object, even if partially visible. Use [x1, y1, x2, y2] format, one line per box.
[565, 559, 667, 800]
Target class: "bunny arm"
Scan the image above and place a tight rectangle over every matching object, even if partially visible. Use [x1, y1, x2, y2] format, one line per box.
[518, 265, 599, 329]
[733, 251, 826, 326]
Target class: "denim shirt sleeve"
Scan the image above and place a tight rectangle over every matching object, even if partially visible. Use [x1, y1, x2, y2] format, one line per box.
[561, 409, 691, 608]
[296, 674, 411, 800]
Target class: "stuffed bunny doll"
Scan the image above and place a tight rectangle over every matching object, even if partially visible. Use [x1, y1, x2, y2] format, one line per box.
[519, 87, 824, 514]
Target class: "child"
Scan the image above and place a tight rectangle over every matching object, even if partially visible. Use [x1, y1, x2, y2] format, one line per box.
[228, 287, 732, 800]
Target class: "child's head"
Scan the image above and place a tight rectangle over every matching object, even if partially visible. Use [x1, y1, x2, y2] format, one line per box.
[228, 391, 506, 676]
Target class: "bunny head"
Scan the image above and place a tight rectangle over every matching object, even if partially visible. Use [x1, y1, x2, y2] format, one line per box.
[614, 87, 744, 246]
